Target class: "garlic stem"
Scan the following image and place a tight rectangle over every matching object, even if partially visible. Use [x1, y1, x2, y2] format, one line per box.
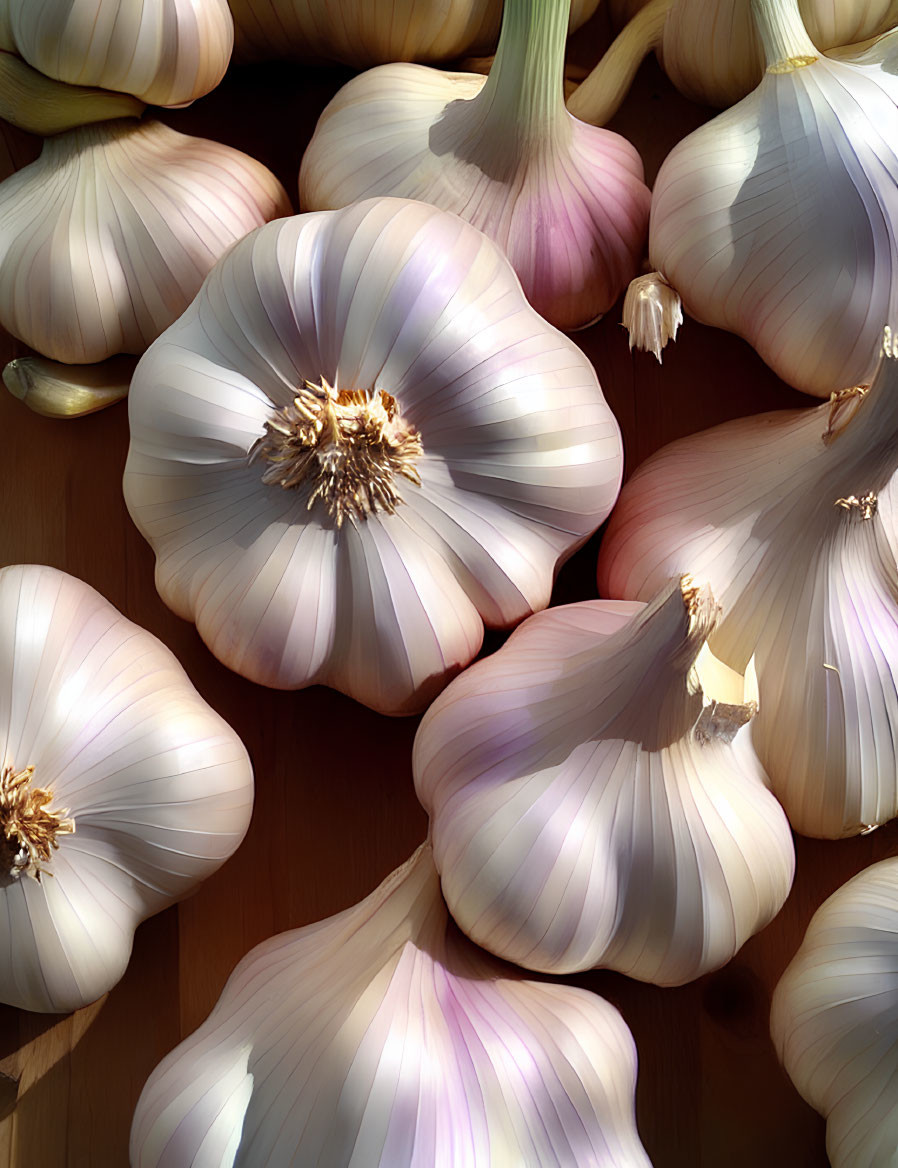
[825, 332, 898, 493]
[0, 763, 74, 882]
[568, 0, 672, 125]
[0, 50, 145, 135]
[750, 0, 818, 71]
[4, 354, 135, 418]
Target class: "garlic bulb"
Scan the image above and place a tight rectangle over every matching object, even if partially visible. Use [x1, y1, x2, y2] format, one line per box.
[0, 119, 290, 365]
[0, 51, 145, 136]
[124, 198, 623, 715]
[131, 843, 651, 1167]
[626, 0, 898, 397]
[299, 0, 651, 332]
[0, 0, 233, 108]
[598, 329, 898, 839]
[228, 0, 596, 66]
[414, 579, 795, 984]
[0, 563, 253, 1014]
[771, 858, 898, 1167]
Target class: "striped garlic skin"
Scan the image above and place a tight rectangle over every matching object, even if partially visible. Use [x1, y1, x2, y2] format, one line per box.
[131, 844, 650, 1167]
[414, 586, 795, 984]
[0, 119, 291, 365]
[0, 0, 234, 107]
[771, 858, 898, 1167]
[0, 564, 253, 1014]
[124, 198, 623, 715]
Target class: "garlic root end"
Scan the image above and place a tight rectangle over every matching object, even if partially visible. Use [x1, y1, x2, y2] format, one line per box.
[622, 271, 683, 362]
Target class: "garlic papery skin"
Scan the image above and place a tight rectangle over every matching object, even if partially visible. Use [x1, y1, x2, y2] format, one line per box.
[0, 118, 291, 365]
[631, 0, 898, 396]
[228, 0, 597, 66]
[598, 331, 898, 839]
[0, 563, 253, 1014]
[413, 580, 794, 984]
[0, 0, 233, 107]
[771, 858, 898, 1168]
[131, 843, 651, 1167]
[299, 0, 651, 332]
[123, 198, 623, 716]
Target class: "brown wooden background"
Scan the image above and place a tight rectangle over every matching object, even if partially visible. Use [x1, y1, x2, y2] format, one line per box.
[2, 8, 897, 1165]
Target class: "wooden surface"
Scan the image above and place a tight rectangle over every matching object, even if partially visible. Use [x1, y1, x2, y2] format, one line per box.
[2, 11, 897, 1166]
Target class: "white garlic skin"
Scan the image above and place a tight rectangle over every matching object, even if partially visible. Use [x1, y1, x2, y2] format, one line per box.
[0, 119, 291, 365]
[771, 858, 898, 1167]
[131, 844, 651, 1167]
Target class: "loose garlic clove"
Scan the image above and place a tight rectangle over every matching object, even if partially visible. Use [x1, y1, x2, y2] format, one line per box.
[0, 118, 291, 365]
[299, 0, 650, 332]
[414, 579, 794, 985]
[599, 328, 898, 839]
[771, 858, 898, 1167]
[131, 843, 651, 1167]
[4, 354, 135, 417]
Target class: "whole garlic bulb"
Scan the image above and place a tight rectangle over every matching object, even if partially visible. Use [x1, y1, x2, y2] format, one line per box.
[131, 843, 651, 1167]
[771, 858, 898, 1167]
[0, 118, 290, 365]
[300, 0, 650, 332]
[626, 0, 898, 397]
[0, 564, 253, 1014]
[124, 198, 623, 715]
[414, 579, 795, 984]
[0, 0, 234, 108]
[598, 329, 898, 839]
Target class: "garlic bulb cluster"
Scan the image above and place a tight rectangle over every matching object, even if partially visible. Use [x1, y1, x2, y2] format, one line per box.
[414, 579, 794, 985]
[228, 0, 596, 66]
[599, 330, 898, 839]
[0, 564, 253, 1014]
[131, 843, 651, 1167]
[124, 197, 623, 715]
[0, 119, 290, 365]
[627, 0, 898, 397]
[0, 0, 234, 108]
[771, 858, 898, 1167]
[300, 0, 650, 333]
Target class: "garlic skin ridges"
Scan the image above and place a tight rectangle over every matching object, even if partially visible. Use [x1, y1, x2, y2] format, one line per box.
[414, 581, 795, 984]
[0, 118, 291, 365]
[598, 330, 898, 839]
[299, 0, 650, 332]
[131, 843, 651, 1167]
[771, 858, 898, 1167]
[0, 564, 253, 1014]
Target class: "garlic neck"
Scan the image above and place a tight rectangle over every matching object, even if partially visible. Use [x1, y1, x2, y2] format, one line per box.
[248, 379, 423, 528]
[823, 339, 898, 500]
[750, 0, 818, 72]
[0, 763, 74, 882]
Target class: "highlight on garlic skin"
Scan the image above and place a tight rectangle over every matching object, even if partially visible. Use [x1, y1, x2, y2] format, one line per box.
[0, 0, 234, 108]
[0, 564, 254, 1014]
[131, 842, 651, 1167]
[625, 0, 898, 397]
[771, 858, 898, 1168]
[0, 118, 291, 366]
[414, 579, 795, 985]
[599, 328, 898, 840]
[299, 0, 651, 332]
[124, 198, 623, 716]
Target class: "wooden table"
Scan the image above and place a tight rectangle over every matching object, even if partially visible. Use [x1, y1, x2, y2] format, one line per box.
[1, 10, 895, 1165]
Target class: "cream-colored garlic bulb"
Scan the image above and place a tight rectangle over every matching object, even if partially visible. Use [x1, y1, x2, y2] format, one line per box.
[124, 198, 623, 715]
[132, 843, 651, 1167]
[771, 858, 898, 1167]
[228, 0, 596, 65]
[599, 329, 898, 839]
[0, 564, 253, 1014]
[0, 0, 233, 108]
[300, 0, 650, 332]
[625, 0, 898, 396]
[414, 579, 795, 985]
[0, 118, 290, 365]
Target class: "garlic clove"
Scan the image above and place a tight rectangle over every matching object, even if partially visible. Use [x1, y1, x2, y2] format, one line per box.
[4, 354, 135, 417]
[771, 858, 898, 1168]
[414, 579, 794, 984]
[621, 271, 683, 362]
[0, 51, 145, 136]
[0, 118, 291, 365]
[131, 843, 651, 1167]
